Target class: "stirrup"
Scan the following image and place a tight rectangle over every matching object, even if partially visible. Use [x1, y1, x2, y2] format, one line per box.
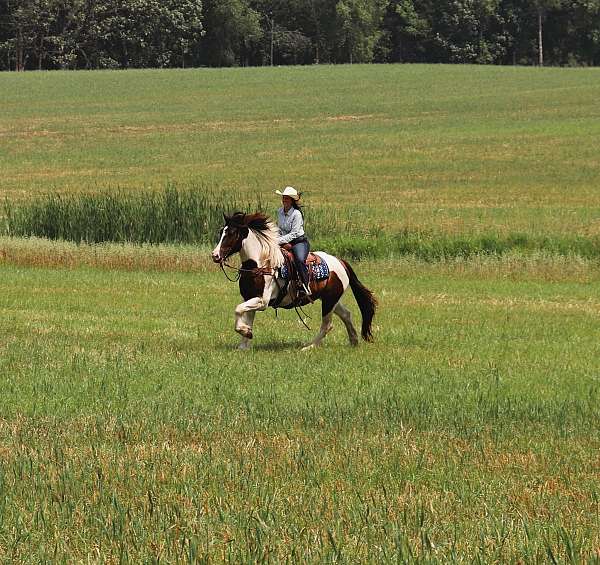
[298, 283, 314, 304]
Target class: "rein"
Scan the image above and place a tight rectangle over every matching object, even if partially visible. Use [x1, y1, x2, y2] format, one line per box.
[220, 261, 242, 282]
[218, 258, 312, 331]
[219, 260, 277, 282]
[294, 302, 312, 331]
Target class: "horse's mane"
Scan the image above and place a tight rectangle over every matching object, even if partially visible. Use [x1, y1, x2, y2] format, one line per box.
[227, 212, 283, 269]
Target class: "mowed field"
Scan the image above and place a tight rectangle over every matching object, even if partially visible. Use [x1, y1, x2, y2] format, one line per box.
[2, 64, 600, 235]
[1, 65, 600, 561]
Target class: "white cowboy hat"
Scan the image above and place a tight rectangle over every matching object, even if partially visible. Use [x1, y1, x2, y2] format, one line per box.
[275, 186, 300, 200]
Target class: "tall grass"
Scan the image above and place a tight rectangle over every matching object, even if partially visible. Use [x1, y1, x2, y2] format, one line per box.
[5, 186, 600, 261]
[4, 185, 258, 245]
[2, 186, 349, 248]
[318, 231, 600, 261]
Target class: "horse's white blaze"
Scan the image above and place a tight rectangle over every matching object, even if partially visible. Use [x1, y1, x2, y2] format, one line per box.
[212, 226, 227, 259]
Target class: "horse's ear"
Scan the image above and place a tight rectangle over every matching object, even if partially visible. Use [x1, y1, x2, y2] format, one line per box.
[228, 211, 245, 228]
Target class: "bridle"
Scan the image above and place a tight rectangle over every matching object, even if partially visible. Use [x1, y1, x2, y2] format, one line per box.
[219, 259, 277, 283]
[216, 225, 280, 282]
[215, 225, 312, 330]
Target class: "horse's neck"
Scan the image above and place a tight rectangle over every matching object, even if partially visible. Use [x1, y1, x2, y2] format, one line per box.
[241, 231, 282, 268]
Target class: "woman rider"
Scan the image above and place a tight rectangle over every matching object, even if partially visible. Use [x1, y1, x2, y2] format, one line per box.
[275, 186, 311, 297]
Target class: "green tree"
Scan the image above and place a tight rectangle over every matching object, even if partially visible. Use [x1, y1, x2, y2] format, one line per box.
[435, 0, 510, 63]
[382, 0, 432, 62]
[1, 0, 600, 70]
[335, 0, 388, 63]
[559, 0, 600, 65]
[274, 0, 337, 63]
[1, 0, 58, 70]
[198, 0, 261, 66]
[94, 0, 203, 68]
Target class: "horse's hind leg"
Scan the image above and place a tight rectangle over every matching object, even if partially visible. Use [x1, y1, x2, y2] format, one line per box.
[301, 272, 344, 351]
[301, 311, 334, 351]
[334, 302, 359, 346]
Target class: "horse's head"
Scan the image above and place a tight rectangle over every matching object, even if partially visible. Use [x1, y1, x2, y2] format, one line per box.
[211, 212, 250, 263]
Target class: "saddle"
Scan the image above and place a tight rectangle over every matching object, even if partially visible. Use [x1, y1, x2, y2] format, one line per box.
[281, 246, 323, 266]
[270, 246, 329, 309]
[279, 247, 327, 283]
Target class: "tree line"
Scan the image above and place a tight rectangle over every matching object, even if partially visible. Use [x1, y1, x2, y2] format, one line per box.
[1, 0, 599, 71]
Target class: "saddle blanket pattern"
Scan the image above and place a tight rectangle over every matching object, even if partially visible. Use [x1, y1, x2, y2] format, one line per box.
[280, 259, 330, 282]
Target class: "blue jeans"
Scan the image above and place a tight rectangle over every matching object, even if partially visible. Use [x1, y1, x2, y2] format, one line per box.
[292, 240, 310, 287]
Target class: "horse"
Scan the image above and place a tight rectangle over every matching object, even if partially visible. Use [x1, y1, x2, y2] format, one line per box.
[211, 212, 377, 350]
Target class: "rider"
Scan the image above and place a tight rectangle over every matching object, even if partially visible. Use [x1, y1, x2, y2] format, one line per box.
[275, 186, 311, 297]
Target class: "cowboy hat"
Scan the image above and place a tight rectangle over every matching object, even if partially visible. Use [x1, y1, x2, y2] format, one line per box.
[275, 186, 300, 200]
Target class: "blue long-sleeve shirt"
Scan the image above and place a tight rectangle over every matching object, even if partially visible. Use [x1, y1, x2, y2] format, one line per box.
[277, 207, 305, 244]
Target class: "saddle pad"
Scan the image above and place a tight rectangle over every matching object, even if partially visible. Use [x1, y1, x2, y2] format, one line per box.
[280, 258, 330, 281]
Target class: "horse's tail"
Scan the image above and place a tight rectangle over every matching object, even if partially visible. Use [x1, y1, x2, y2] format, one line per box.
[341, 259, 377, 342]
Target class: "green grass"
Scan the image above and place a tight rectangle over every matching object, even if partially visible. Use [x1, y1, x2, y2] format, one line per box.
[2, 65, 600, 238]
[6, 186, 600, 260]
[1, 251, 600, 561]
[2, 64, 600, 561]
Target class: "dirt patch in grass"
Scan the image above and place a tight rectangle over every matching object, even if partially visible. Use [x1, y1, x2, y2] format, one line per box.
[324, 114, 379, 122]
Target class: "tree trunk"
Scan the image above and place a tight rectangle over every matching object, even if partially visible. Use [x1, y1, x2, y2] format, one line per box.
[38, 35, 44, 70]
[270, 16, 274, 66]
[16, 27, 24, 71]
[80, 47, 90, 69]
[538, 8, 543, 66]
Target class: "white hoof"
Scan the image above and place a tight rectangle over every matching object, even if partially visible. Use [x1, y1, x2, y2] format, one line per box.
[301, 343, 317, 351]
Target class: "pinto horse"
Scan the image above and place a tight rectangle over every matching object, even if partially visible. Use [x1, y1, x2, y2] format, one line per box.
[211, 212, 377, 350]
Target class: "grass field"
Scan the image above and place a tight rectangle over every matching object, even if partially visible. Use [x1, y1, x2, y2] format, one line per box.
[1, 246, 600, 561]
[2, 65, 600, 237]
[2, 64, 600, 561]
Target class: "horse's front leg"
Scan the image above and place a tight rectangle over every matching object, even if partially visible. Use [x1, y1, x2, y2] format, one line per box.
[237, 311, 256, 350]
[234, 297, 265, 339]
[234, 278, 275, 348]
